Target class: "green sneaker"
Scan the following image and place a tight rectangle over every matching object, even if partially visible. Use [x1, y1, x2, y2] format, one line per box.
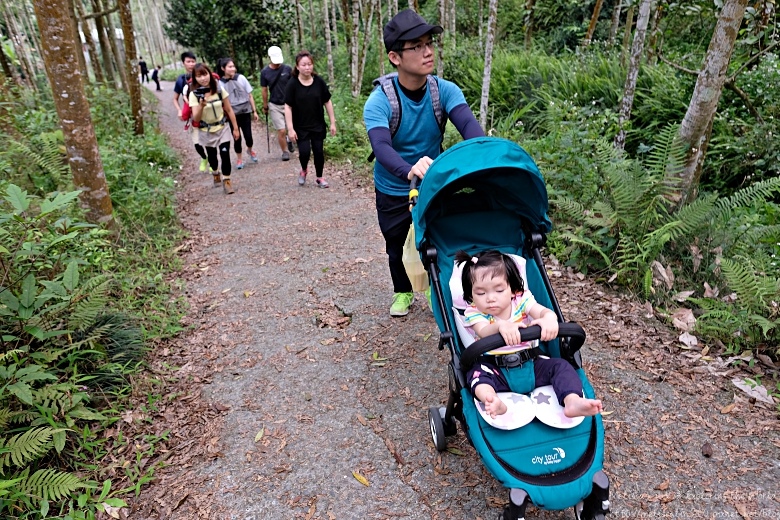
[389, 292, 414, 317]
[424, 286, 432, 311]
[199, 158, 208, 172]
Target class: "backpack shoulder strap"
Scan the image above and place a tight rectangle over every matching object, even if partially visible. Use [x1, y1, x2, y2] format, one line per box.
[373, 72, 401, 137]
[427, 75, 447, 135]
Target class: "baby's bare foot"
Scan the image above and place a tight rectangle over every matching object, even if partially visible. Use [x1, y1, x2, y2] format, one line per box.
[484, 395, 508, 418]
[563, 396, 603, 418]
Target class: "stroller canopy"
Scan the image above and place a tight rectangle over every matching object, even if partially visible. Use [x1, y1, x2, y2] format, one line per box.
[412, 137, 552, 250]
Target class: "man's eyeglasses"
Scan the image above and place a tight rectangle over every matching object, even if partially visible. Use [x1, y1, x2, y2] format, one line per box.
[399, 40, 436, 54]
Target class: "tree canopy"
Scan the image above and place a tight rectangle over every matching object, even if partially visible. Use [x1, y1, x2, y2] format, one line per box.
[164, 0, 293, 67]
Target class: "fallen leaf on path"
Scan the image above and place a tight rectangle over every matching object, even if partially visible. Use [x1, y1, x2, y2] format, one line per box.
[731, 378, 775, 405]
[254, 428, 264, 442]
[356, 414, 367, 426]
[673, 291, 695, 302]
[679, 332, 698, 348]
[734, 503, 751, 519]
[352, 471, 369, 486]
[655, 480, 670, 491]
[672, 308, 696, 332]
[720, 403, 736, 414]
[447, 447, 465, 456]
[244, 291, 254, 297]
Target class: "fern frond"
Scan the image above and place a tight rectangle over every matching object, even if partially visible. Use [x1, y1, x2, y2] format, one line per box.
[670, 193, 718, 239]
[550, 197, 586, 221]
[643, 123, 685, 179]
[68, 276, 111, 330]
[0, 427, 54, 469]
[712, 177, 780, 224]
[20, 468, 85, 501]
[0, 409, 12, 430]
[720, 258, 780, 312]
[557, 232, 612, 266]
[6, 136, 69, 181]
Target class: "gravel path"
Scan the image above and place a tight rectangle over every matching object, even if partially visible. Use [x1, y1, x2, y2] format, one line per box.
[129, 81, 780, 520]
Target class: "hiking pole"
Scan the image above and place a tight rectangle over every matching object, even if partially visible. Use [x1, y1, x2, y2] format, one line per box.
[265, 112, 270, 153]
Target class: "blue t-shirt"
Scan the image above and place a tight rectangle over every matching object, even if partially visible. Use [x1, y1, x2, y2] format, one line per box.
[363, 76, 467, 196]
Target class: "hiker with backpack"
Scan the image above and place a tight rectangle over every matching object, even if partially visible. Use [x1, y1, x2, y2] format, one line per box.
[261, 46, 293, 161]
[284, 51, 337, 188]
[189, 63, 241, 194]
[363, 9, 484, 317]
[172, 51, 209, 173]
[217, 58, 259, 170]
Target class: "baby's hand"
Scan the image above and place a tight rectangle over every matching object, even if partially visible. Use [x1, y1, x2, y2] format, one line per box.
[530, 311, 558, 341]
[498, 320, 522, 346]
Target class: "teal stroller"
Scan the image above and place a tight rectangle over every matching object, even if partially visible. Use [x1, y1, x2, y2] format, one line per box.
[411, 137, 610, 520]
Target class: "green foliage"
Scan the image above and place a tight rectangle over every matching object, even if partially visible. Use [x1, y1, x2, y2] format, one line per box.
[165, 0, 293, 66]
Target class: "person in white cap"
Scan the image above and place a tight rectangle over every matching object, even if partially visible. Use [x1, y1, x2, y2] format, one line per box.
[261, 46, 293, 161]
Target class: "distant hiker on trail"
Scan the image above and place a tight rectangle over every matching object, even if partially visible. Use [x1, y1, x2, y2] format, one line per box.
[172, 51, 209, 174]
[189, 63, 240, 195]
[363, 9, 484, 317]
[261, 46, 293, 161]
[284, 51, 337, 188]
[139, 57, 149, 83]
[217, 57, 259, 171]
[152, 65, 162, 91]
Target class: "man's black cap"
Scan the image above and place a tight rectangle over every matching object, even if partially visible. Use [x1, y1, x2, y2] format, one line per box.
[383, 9, 443, 52]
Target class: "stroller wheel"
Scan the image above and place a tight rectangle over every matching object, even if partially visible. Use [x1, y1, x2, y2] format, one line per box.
[428, 407, 447, 452]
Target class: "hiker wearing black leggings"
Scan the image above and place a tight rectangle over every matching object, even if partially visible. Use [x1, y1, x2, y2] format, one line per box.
[218, 58, 260, 170]
[284, 51, 337, 188]
[190, 63, 240, 194]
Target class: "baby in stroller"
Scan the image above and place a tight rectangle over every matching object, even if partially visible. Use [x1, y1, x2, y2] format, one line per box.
[456, 249, 603, 420]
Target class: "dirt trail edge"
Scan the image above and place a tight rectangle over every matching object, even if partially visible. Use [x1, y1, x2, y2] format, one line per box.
[130, 82, 780, 520]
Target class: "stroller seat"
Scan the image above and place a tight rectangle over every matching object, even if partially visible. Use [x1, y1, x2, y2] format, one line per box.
[412, 137, 611, 520]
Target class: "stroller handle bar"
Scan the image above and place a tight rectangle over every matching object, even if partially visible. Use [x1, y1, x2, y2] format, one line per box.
[460, 322, 586, 370]
[408, 176, 419, 211]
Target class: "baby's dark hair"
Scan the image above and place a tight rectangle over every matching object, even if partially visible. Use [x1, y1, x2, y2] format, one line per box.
[455, 250, 525, 304]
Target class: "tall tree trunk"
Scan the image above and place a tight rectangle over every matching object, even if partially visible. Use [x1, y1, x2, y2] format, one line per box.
[376, 1, 384, 77]
[106, 11, 127, 87]
[91, 0, 116, 86]
[524, 0, 535, 50]
[608, 0, 622, 47]
[479, 0, 498, 130]
[614, 0, 654, 150]
[620, 5, 635, 67]
[676, 0, 748, 202]
[331, 0, 339, 49]
[67, 0, 90, 80]
[32, 0, 115, 227]
[646, 3, 662, 64]
[118, 0, 142, 135]
[437, 0, 446, 77]
[447, 0, 456, 58]
[76, 0, 105, 83]
[323, 0, 335, 83]
[350, 0, 360, 97]
[2, 4, 34, 88]
[582, 0, 605, 46]
[356, 0, 375, 92]
[308, 0, 317, 41]
[295, 0, 304, 48]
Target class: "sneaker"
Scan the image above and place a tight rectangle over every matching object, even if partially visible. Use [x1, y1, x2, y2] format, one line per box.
[316, 178, 330, 188]
[223, 178, 234, 194]
[199, 159, 208, 172]
[249, 150, 258, 163]
[298, 169, 307, 186]
[236, 160, 244, 170]
[282, 151, 290, 161]
[390, 292, 414, 316]
[287, 138, 295, 153]
[424, 286, 432, 311]
[212, 171, 221, 187]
